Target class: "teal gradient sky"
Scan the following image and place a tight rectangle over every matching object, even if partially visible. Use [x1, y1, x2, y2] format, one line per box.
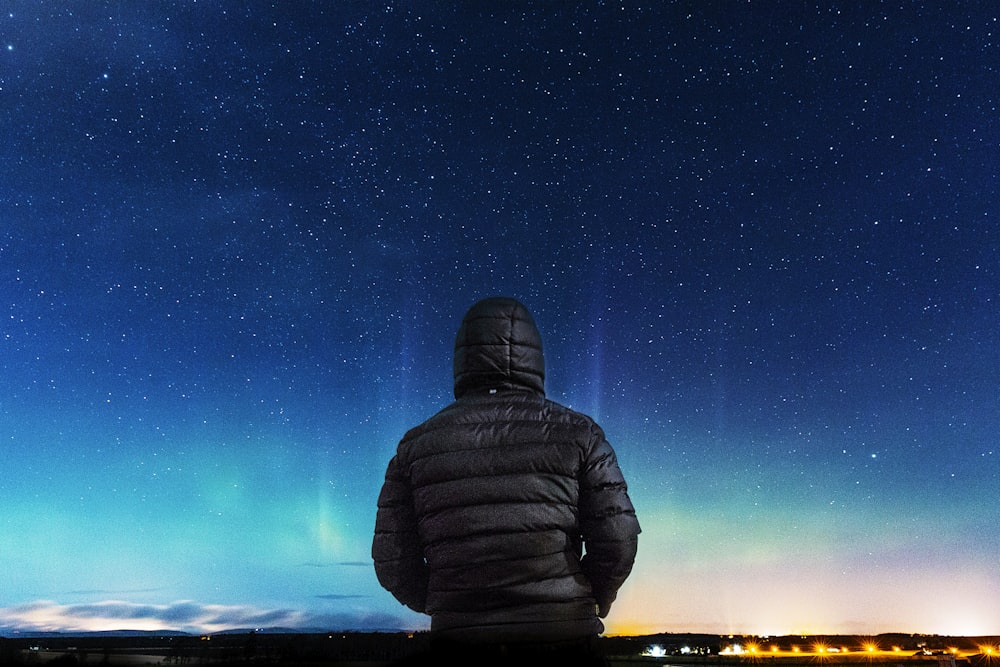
[1, 2, 997, 636]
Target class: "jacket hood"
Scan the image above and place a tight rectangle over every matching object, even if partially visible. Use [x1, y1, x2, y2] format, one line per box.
[453, 297, 545, 398]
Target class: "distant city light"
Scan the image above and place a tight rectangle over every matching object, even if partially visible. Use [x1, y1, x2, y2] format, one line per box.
[642, 645, 667, 658]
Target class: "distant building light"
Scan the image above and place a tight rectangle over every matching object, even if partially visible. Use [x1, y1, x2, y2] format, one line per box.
[643, 645, 667, 658]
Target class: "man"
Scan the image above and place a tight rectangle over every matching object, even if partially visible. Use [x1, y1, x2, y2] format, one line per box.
[373, 296, 640, 664]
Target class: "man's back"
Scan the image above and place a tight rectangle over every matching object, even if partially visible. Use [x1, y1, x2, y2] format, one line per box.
[373, 297, 640, 647]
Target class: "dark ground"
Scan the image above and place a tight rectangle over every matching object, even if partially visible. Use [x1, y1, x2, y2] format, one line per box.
[1, 632, 996, 666]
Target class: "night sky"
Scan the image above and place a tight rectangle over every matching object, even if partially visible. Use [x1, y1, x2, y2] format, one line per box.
[2, 2, 998, 637]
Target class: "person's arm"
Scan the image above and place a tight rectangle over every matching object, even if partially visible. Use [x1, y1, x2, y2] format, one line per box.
[578, 424, 641, 617]
[372, 453, 429, 613]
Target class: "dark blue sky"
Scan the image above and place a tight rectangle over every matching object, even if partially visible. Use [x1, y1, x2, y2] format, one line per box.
[1, 2, 997, 635]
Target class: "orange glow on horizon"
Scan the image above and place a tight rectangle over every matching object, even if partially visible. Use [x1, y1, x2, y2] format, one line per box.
[603, 620, 665, 637]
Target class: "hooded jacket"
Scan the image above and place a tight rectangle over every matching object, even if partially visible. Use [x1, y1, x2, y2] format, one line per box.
[372, 297, 640, 643]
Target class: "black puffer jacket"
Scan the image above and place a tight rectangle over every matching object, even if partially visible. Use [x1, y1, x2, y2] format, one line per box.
[373, 297, 640, 643]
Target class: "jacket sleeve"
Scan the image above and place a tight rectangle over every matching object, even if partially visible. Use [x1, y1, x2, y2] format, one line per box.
[578, 424, 641, 618]
[372, 453, 429, 614]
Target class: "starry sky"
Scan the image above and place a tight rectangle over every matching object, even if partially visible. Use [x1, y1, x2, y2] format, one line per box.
[1, 2, 998, 638]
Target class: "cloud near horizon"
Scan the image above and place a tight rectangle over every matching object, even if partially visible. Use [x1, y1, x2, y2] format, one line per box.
[0, 600, 413, 635]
